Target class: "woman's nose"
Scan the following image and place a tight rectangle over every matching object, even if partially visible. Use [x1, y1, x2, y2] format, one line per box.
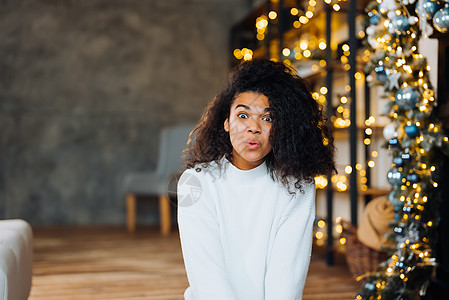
[247, 120, 261, 134]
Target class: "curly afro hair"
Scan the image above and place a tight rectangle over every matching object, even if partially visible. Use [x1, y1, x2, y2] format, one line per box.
[183, 59, 336, 189]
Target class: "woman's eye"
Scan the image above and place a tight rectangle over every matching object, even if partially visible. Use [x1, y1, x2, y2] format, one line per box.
[262, 116, 272, 122]
[238, 113, 249, 119]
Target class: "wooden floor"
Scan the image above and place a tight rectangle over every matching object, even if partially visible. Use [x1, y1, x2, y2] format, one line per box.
[29, 226, 360, 299]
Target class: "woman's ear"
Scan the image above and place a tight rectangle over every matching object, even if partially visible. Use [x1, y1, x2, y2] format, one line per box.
[224, 118, 229, 132]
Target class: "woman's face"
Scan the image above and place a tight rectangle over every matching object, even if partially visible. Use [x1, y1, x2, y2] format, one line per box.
[224, 92, 272, 170]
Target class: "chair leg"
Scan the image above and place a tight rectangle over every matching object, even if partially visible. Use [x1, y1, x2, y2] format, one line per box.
[159, 195, 171, 236]
[126, 193, 136, 233]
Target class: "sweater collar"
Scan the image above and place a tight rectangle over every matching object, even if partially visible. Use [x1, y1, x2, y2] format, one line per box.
[221, 157, 268, 185]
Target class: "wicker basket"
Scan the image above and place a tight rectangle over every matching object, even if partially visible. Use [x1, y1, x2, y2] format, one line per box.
[340, 219, 390, 279]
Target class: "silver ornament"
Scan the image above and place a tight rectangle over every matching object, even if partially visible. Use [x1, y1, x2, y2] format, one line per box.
[433, 7, 449, 33]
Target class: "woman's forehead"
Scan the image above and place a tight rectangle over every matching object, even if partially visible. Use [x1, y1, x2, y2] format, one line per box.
[232, 92, 270, 109]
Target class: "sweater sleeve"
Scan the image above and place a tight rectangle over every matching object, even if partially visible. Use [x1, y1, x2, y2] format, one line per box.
[264, 182, 316, 300]
[177, 169, 236, 300]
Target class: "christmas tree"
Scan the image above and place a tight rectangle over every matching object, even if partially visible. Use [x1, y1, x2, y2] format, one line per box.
[357, 0, 449, 299]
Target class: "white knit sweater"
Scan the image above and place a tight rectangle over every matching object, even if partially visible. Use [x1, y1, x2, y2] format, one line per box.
[177, 158, 315, 300]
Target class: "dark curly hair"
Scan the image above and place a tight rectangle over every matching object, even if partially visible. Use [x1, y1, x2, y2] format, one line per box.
[183, 59, 336, 188]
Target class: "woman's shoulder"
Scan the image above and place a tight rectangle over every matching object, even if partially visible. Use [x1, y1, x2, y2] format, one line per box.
[180, 159, 224, 183]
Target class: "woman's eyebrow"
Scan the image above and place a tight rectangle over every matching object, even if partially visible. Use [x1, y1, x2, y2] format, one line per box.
[235, 104, 250, 110]
[235, 104, 271, 112]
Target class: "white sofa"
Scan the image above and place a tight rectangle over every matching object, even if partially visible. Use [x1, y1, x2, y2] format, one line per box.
[0, 220, 33, 300]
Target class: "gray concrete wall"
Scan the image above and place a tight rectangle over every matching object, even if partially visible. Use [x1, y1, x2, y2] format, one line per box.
[0, 0, 248, 225]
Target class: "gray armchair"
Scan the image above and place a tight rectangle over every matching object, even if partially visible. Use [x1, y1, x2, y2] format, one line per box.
[123, 124, 195, 235]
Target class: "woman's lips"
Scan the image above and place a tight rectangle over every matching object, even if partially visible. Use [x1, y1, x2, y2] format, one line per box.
[247, 141, 260, 150]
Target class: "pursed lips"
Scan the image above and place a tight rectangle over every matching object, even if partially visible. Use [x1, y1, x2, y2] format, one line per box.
[247, 140, 261, 149]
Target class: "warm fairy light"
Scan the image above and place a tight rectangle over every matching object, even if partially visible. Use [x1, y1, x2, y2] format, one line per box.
[345, 166, 352, 174]
[312, 92, 319, 100]
[427, 221, 433, 227]
[234, 49, 243, 59]
[315, 176, 328, 189]
[355, 72, 362, 80]
[372, 151, 378, 157]
[268, 11, 277, 19]
[333, 4, 340, 11]
[319, 42, 327, 50]
[345, 85, 351, 92]
[320, 86, 328, 94]
[342, 44, 350, 52]
[364, 138, 371, 145]
[315, 232, 324, 239]
[340, 237, 346, 245]
[306, 11, 314, 18]
[430, 166, 436, 171]
[368, 160, 375, 168]
[324, 0, 331, 3]
[299, 42, 308, 50]
[303, 49, 311, 58]
[319, 60, 326, 67]
[309, 0, 317, 6]
[282, 48, 291, 56]
[290, 8, 299, 15]
[293, 21, 301, 28]
[356, 164, 362, 170]
[299, 16, 308, 24]
[434, 182, 438, 187]
[317, 220, 326, 228]
[337, 106, 344, 113]
[340, 96, 348, 104]
[360, 170, 366, 176]
[336, 181, 347, 191]
[365, 128, 373, 135]
[256, 17, 268, 29]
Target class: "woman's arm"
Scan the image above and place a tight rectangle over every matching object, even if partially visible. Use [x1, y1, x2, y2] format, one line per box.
[264, 182, 316, 300]
[177, 170, 236, 300]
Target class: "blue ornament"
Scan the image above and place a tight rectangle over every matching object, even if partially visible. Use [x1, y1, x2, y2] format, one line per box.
[406, 171, 421, 184]
[394, 226, 404, 234]
[433, 7, 449, 33]
[389, 190, 402, 206]
[364, 282, 376, 291]
[387, 168, 403, 187]
[375, 65, 388, 84]
[388, 14, 411, 34]
[405, 124, 420, 138]
[393, 156, 404, 166]
[370, 14, 380, 25]
[417, 0, 441, 19]
[395, 87, 420, 110]
[403, 205, 412, 214]
[389, 137, 400, 148]
[396, 260, 407, 270]
[401, 152, 411, 162]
